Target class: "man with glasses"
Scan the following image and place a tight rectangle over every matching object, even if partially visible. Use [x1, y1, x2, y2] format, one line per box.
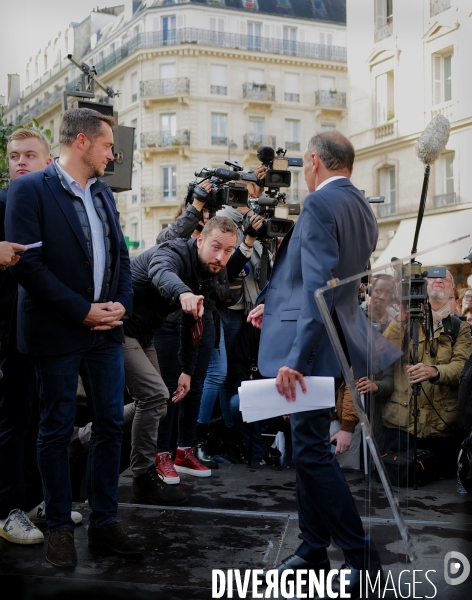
[461, 289, 472, 315]
[383, 269, 472, 477]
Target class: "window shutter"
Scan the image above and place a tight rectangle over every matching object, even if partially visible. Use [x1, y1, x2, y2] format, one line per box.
[177, 15, 185, 28]
[320, 32, 325, 45]
[275, 25, 282, 39]
[376, 73, 387, 124]
[327, 33, 333, 46]
[376, 0, 386, 28]
[239, 20, 246, 35]
[264, 24, 271, 38]
[444, 55, 452, 102]
[218, 18, 225, 32]
[433, 55, 442, 105]
[153, 18, 159, 31]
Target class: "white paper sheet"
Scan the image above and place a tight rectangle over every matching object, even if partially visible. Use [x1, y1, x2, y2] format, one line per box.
[238, 376, 335, 423]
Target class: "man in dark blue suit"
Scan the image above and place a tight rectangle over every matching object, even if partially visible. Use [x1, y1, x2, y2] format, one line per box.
[5, 108, 140, 567]
[248, 131, 383, 596]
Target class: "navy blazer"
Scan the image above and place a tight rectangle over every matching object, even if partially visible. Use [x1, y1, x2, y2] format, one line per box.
[258, 178, 395, 380]
[5, 162, 133, 356]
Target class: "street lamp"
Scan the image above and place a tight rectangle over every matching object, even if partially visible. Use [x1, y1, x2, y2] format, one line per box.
[228, 139, 237, 160]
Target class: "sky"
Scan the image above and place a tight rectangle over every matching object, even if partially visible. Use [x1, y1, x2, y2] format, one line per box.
[1, 0, 112, 100]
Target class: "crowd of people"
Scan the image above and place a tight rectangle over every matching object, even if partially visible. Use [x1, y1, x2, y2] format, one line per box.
[0, 107, 471, 598]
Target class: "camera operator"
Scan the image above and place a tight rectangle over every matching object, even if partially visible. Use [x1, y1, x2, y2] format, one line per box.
[197, 171, 266, 462]
[382, 269, 472, 477]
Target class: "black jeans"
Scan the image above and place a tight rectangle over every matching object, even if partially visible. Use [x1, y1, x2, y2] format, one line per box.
[0, 348, 43, 519]
[154, 318, 215, 450]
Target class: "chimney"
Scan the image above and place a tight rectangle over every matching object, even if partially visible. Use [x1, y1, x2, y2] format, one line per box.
[7, 74, 21, 109]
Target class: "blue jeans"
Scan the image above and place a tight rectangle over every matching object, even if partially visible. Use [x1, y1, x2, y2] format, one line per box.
[218, 309, 246, 427]
[197, 322, 227, 424]
[34, 334, 124, 532]
[229, 394, 268, 460]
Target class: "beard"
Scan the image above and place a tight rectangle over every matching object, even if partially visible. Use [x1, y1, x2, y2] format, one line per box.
[198, 255, 223, 278]
[428, 289, 448, 303]
[83, 147, 105, 179]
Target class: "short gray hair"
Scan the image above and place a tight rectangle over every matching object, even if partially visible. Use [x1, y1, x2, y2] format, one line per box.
[307, 131, 355, 173]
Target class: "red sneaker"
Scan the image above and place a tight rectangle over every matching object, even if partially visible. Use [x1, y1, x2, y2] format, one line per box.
[155, 452, 180, 484]
[174, 447, 211, 477]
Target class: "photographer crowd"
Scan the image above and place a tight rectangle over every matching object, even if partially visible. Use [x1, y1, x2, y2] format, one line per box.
[1, 107, 472, 586]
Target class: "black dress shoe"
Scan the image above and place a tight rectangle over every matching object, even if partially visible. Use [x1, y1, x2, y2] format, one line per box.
[264, 554, 331, 579]
[88, 521, 143, 556]
[195, 441, 219, 469]
[46, 529, 77, 568]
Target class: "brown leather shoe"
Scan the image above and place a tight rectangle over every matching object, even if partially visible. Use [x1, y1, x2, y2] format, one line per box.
[88, 521, 143, 556]
[46, 529, 77, 568]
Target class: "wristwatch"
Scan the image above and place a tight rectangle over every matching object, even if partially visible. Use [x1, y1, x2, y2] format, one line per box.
[429, 367, 440, 384]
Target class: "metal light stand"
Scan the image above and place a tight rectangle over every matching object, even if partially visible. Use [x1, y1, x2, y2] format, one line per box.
[62, 54, 118, 111]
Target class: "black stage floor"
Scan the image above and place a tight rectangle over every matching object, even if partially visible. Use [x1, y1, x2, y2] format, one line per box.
[2, 464, 472, 599]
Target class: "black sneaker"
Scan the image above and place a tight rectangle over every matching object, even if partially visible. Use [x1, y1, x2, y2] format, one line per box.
[132, 466, 188, 505]
[46, 528, 77, 568]
[88, 521, 143, 556]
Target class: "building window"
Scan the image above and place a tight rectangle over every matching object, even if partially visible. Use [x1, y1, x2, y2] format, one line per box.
[248, 22, 262, 51]
[320, 76, 336, 93]
[211, 113, 227, 145]
[283, 27, 297, 55]
[210, 65, 227, 95]
[248, 118, 264, 147]
[131, 118, 138, 150]
[434, 153, 456, 207]
[378, 167, 396, 216]
[284, 72, 300, 102]
[162, 15, 176, 44]
[375, 0, 393, 42]
[445, 153, 454, 193]
[321, 121, 336, 131]
[209, 16, 225, 33]
[162, 166, 177, 200]
[130, 221, 139, 242]
[132, 194, 138, 204]
[285, 120, 300, 151]
[131, 72, 138, 103]
[433, 53, 452, 104]
[319, 30, 333, 46]
[160, 113, 177, 145]
[160, 63, 176, 81]
[376, 71, 395, 124]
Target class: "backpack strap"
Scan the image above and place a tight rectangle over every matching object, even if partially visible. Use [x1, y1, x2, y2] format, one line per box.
[442, 314, 461, 345]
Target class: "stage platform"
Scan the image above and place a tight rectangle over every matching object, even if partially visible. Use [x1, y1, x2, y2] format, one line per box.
[1, 463, 472, 599]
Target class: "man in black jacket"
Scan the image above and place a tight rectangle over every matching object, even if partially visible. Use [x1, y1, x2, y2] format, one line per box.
[111, 215, 251, 500]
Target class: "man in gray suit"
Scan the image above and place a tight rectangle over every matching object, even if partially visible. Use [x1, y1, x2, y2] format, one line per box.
[248, 131, 383, 597]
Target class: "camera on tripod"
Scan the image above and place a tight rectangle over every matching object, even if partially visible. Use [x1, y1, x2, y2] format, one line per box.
[395, 262, 446, 318]
[246, 195, 294, 239]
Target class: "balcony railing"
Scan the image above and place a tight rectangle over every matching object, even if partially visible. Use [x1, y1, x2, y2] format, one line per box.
[242, 83, 275, 102]
[374, 20, 393, 43]
[141, 130, 190, 149]
[434, 192, 456, 208]
[378, 203, 396, 218]
[211, 85, 227, 95]
[211, 136, 228, 146]
[430, 0, 451, 16]
[140, 77, 190, 98]
[314, 90, 347, 109]
[91, 30, 346, 79]
[141, 185, 189, 204]
[243, 134, 276, 150]
[284, 92, 300, 102]
[285, 141, 301, 151]
[375, 121, 395, 140]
